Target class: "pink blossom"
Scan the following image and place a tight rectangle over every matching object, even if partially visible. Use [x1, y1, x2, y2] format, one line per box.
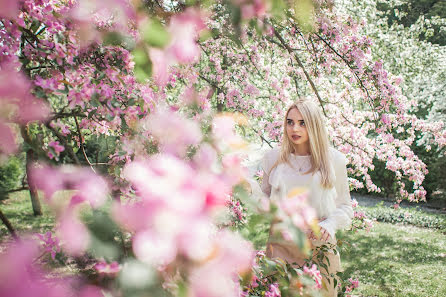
[348, 277, 359, 289]
[49, 141, 65, 153]
[351, 198, 358, 208]
[35, 231, 61, 260]
[302, 264, 322, 289]
[94, 261, 121, 277]
[265, 283, 281, 297]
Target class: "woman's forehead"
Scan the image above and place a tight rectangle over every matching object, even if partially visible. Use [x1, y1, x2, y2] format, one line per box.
[287, 108, 304, 120]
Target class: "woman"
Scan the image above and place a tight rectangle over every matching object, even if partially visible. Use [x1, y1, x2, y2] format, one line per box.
[261, 98, 353, 297]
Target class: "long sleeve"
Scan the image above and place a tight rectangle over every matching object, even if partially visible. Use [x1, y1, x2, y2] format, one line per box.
[318, 150, 354, 238]
[260, 148, 279, 197]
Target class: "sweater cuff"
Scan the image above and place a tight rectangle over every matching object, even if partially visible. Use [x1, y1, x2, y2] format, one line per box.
[318, 219, 335, 239]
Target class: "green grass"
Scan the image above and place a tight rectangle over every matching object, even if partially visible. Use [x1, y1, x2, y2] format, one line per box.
[0, 191, 56, 242]
[337, 222, 446, 297]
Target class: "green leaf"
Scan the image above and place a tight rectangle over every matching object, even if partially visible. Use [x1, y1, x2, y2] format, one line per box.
[141, 20, 170, 48]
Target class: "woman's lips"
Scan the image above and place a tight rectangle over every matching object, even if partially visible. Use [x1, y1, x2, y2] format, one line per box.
[292, 135, 301, 140]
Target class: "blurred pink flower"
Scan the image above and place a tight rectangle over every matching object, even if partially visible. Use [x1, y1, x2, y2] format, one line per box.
[145, 106, 202, 156]
[0, 240, 73, 297]
[49, 141, 65, 153]
[132, 230, 177, 266]
[0, 121, 18, 155]
[348, 277, 359, 289]
[94, 260, 121, 277]
[0, 0, 19, 19]
[0, 64, 49, 156]
[57, 211, 90, 255]
[279, 190, 316, 230]
[167, 8, 206, 64]
[31, 164, 109, 208]
[78, 285, 106, 297]
[302, 264, 322, 289]
[149, 48, 169, 87]
[265, 283, 281, 297]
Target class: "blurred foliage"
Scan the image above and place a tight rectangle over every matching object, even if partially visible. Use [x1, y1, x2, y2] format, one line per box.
[0, 156, 25, 199]
[377, 0, 446, 45]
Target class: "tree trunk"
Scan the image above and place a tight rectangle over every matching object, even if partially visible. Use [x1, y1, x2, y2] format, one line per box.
[26, 149, 42, 216]
[21, 126, 43, 216]
[0, 207, 18, 239]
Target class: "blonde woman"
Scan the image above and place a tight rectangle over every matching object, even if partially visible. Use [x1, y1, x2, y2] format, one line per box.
[261, 98, 353, 297]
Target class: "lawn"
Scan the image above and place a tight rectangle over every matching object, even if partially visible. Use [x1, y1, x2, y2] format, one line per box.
[1, 192, 446, 296]
[337, 222, 446, 297]
[0, 191, 55, 243]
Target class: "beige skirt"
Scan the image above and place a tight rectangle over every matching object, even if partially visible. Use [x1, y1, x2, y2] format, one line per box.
[266, 234, 341, 297]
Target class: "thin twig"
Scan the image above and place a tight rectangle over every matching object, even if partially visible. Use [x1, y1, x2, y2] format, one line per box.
[74, 116, 96, 173]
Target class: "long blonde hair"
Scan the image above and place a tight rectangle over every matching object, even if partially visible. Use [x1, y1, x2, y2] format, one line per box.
[271, 98, 333, 188]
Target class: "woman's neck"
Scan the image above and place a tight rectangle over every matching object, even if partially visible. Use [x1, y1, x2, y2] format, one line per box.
[293, 144, 311, 156]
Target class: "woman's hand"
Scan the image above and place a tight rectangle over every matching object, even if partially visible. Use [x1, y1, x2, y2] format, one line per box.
[306, 226, 331, 241]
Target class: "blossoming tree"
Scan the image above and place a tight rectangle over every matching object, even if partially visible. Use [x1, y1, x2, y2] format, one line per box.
[0, 0, 444, 296]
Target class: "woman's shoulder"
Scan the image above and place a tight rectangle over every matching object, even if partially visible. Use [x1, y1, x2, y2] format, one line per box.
[328, 147, 348, 166]
[261, 147, 280, 170]
[264, 147, 280, 159]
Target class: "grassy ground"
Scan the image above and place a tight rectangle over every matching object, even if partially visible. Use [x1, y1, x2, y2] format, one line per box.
[0, 191, 55, 243]
[337, 222, 446, 297]
[1, 192, 446, 296]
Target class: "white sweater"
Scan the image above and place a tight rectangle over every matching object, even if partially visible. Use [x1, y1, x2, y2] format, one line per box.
[261, 147, 354, 238]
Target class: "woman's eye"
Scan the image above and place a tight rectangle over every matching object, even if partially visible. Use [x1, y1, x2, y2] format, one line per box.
[287, 120, 293, 125]
[300, 121, 305, 127]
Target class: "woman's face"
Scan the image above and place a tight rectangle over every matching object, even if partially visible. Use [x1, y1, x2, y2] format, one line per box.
[286, 107, 309, 148]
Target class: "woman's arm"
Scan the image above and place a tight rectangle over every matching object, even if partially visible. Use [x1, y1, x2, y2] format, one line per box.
[260, 148, 279, 197]
[318, 150, 354, 238]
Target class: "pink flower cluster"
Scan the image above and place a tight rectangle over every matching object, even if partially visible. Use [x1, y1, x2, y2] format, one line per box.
[278, 190, 317, 230]
[0, 239, 103, 297]
[0, 63, 49, 157]
[112, 154, 254, 296]
[35, 231, 61, 260]
[345, 277, 359, 294]
[302, 264, 323, 289]
[30, 165, 109, 255]
[94, 260, 121, 277]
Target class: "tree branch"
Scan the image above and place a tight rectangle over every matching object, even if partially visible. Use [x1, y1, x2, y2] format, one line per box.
[312, 32, 376, 112]
[74, 116, 96, 173]
[272, 26, 328, 117]
[45, 122, 81, 165]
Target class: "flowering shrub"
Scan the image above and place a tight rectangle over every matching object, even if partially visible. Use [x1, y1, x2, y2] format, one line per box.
[361, 204, 446, 231]
[350, 199, 374, 232]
